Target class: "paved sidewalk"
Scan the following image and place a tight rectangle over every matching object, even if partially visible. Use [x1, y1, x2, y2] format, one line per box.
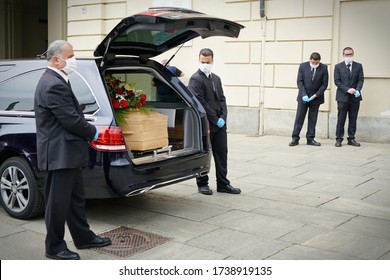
[1, 134, 389, 260]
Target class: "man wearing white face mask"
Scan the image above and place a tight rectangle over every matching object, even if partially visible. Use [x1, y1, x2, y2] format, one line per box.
[34, 40, 111, 260]
[334, 47, 364, 147]
[57, 55, 77, 75]
[188, 48, 241, 195]
[289, 52, 329, 147]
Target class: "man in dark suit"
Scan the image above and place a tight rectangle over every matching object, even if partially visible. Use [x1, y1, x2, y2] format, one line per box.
[289, 52, 329, 146]
[334, 47, 364, 147]
[188, 48, 240, 195]
[34, 40, 111, 260]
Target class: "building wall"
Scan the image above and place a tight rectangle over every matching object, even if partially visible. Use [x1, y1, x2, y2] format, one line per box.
[329, 0, 390, 142]
[0, 0, 48, 58]
[48, 0, 67, 43]
[63, 0, 390, 143]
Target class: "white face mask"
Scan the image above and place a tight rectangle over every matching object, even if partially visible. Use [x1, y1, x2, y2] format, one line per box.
[199, 63, 212, 76]
[344, 56, 354, 64]
[310, 63, 319, 69]
[60, 56, 77, 75]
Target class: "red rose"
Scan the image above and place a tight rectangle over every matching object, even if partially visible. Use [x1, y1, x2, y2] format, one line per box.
[112, 100, 120, 109]
[115, 88, 124, 95]
[120, 99, 129, 108]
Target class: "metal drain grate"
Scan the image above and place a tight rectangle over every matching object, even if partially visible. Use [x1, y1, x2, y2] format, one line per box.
[92, 226, 172, 258]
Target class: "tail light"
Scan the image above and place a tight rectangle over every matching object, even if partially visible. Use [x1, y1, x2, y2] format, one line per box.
[89, 126, 127, 151]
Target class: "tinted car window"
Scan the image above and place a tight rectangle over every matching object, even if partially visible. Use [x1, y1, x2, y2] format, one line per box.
[0, 69, 43, 111]
[0, 69, 99, 114]
[69, 72, 100, 114]
[116, 27, 187, 46]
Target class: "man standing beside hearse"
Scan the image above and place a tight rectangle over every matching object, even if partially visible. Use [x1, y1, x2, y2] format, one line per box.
[34, 40, 111, 260]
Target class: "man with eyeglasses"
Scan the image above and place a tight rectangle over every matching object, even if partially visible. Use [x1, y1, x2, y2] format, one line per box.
[334, 47, 364, 147]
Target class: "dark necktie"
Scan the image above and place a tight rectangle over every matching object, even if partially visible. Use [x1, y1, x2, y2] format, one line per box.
[311, 68, 315, 80]
[347, 63, 351, 74]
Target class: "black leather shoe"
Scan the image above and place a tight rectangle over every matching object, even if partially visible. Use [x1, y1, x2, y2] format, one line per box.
[198, 185, 213, 195]
[335, 141, 342, 147]
[348, 139, 361, 146]
[76, 236, 112, 249]
[307, 139, 321, 146]
[217, 185, 241, 194]
[289, 140, 299, 146]
[45, 249, 80, 260]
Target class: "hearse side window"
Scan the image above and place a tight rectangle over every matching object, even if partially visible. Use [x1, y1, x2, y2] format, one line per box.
[69, 72, 99, 114]
[0, 69, 44, 111]
[0, 69, 99, 114]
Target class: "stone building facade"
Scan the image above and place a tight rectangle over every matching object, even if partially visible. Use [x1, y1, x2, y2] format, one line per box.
[2, 0, 389, 142]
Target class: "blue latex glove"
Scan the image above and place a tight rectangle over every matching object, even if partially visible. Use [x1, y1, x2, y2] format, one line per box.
[92, 127, 99, 141]
[308, 95, 315, 101]
[216, 118, 225, 128]
[302, 95, 310, 102]
[354, 90, 361, 98]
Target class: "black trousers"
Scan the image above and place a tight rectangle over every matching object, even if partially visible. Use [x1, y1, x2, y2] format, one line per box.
[44, 168, 95, 254]
[292, 102, 320, 141]
[197, 128, 230, 188]
[336, 100, 360, 141]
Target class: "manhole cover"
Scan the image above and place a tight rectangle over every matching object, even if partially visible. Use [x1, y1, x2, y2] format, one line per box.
[92, 226, 172, 258]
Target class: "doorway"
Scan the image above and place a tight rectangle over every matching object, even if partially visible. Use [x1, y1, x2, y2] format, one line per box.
[0, 0, 48, 59]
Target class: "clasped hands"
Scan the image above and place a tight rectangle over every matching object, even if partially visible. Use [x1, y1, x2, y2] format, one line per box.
[347, 88, 361, 98]
[302, 95, 315, 103]
[216, 118, 225, 128]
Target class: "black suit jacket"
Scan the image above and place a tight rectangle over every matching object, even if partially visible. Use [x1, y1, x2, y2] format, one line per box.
[34, 68, 96, 171]
[296, 61, 328, 105]
[334, 61, 364, 102]
[188, 70, 227, 132]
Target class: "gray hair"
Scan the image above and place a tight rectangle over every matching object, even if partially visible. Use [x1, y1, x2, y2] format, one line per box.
[46, 40, 71, 61]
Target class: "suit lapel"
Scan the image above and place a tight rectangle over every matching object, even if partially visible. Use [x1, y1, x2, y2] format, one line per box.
[46, 68, 82, 114]
[46, 68, 69, 86]
[306, 63, 313, 81]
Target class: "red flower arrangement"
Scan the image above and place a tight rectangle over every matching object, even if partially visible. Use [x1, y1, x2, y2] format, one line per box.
[105, 75, 148, 124]
[106, 76, 147, 110]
